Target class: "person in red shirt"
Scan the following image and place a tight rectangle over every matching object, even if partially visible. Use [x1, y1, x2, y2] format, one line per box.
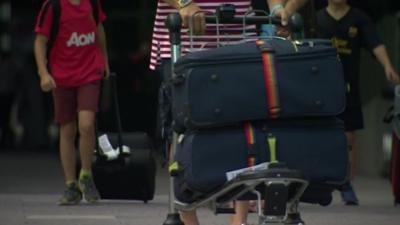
[34, 0, 109, 205]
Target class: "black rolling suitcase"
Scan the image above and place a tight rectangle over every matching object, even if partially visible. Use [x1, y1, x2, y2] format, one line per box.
[172, 118, 348, 204]
[92, 74, 157, 202]
[171, 39, 345, 131]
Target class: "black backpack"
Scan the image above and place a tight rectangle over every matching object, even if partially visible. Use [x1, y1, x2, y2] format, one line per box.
[37, 0, 100, 50]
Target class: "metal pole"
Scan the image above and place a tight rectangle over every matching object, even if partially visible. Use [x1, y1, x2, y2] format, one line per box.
[163, 13, 184, 225]
[395, 11, 400, 71]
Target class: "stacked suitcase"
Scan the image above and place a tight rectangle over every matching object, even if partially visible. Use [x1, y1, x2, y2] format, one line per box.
[169, 38, 349, 206]
[384, 85, 400, 205]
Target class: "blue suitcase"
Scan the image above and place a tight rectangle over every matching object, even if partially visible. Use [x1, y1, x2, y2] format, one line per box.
[171, 39, 345, 132]
[172, 118, 347, 204]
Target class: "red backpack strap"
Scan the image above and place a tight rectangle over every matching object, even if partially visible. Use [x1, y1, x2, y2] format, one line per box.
[90, 0, 100, 25]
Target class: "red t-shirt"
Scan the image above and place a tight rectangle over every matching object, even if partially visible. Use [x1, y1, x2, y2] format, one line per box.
[35, 0, 106, 87]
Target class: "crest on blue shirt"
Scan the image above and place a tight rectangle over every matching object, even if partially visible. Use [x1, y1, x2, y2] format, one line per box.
[348, 26, 358, 38]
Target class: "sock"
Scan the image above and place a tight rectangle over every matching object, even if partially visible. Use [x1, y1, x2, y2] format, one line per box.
[79, 169, 92, 180]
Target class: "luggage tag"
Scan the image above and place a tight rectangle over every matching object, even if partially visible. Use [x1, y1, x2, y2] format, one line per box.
[225, 123, 270, 181]
[98, 134, 118, 160]
[177, 134, 185, 144]
[116, 145, 131, 154]
[226, 162, 269, 181]
[267, 134, 278, 163]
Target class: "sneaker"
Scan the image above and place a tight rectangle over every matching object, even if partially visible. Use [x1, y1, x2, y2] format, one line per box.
[340, 183, 359, 205]
[58, 183, 82, 206]
[284, 212, 305, 225]
[78, 175, 100, 203]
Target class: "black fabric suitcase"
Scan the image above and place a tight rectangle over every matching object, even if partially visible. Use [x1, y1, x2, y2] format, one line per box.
[172, 118, 347, 203]
[91, 74, 157, 202]
[92, 132, 156, 202]
[171, 39, 345, 131]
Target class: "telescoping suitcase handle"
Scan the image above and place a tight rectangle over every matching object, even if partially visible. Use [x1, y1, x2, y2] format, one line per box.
[109, 72, 124, 156]
[95, 72, 125, 159]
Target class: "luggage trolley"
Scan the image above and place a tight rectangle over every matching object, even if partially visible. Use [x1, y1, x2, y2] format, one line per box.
[162, 4, 309, 225]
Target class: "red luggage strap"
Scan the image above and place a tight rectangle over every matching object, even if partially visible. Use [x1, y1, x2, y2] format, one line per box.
[244, 122, 257, 167]
[244, 122, 279, 167]
[256, 39, 280, 119]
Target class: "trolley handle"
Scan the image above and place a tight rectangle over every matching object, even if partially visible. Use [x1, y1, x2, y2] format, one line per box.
[206, 3, 302, 31]
[166, 8, 303, 46]
[191, 12, 303, 50]
[166, 13, 182, 46]
[205, 3, 289, 26]
[204, 15, 282, 26]
[204, 14, 303, 33]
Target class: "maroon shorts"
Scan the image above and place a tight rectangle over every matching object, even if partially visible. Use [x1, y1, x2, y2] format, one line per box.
[52, 80, 101, 124]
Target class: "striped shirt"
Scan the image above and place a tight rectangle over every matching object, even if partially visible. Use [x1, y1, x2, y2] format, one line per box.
[150, 0, 253, 70]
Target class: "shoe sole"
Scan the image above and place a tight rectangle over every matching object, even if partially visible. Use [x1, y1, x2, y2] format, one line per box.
[78, 183, 100, 203]
[58, 198, 82, 206]
[85, 197, 100, 204]
[79, 187, 100, 203]
[345, 202, 359, 206]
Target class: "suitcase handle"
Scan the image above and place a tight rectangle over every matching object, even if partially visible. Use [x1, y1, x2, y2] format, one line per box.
[109, 72, 124, 156]
[95, 72, 125, 160]
[203, 14, 302, 31]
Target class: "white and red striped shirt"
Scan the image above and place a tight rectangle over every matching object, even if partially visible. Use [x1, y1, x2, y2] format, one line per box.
[150, 0, 253, 70]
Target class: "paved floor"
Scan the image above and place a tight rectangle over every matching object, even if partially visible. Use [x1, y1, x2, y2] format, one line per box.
[0, 151, 399, 225]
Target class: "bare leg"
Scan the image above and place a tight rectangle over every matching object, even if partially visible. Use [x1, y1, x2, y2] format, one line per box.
[231, 201, 249, 225]
[345, 131, 356, 180]
[59, 121, 77, 183]
[340, 131, 359, 205]
[181, 210, 200, 225]
[78, 110, 96, 172]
